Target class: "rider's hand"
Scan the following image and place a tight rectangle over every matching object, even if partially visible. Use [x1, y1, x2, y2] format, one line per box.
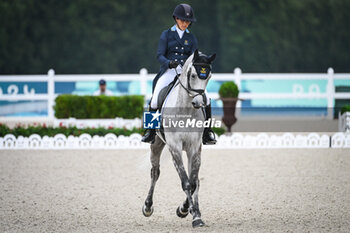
[169, 60, 179, 69]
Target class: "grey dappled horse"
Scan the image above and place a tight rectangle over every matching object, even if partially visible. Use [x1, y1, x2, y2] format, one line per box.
[142, 50, 216, 228]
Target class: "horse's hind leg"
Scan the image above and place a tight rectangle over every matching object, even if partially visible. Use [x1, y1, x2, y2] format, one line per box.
[142, 136, 165, 217]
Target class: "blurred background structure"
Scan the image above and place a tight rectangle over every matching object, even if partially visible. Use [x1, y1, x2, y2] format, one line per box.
[0, 0, 350, 132]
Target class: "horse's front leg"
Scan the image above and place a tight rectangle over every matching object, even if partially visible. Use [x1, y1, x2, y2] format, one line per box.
[187, 148, 204, 227]
[189, 166, 203, 227]
[176, 166, 197, 219]
[169, 147, 201, 227]
[142, 136, 165, 217]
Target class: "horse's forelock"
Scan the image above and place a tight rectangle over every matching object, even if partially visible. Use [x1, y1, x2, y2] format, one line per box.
[181, 53, 212, 81]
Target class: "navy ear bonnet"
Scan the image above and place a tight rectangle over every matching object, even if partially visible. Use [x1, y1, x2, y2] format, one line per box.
[193, 53, 212, 79]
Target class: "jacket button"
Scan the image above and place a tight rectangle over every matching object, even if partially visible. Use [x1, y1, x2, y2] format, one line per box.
[181, 47, 184, 49]
[175, 53, 178, 55]
[181, 60, 184, 62]
[175, 59, 178, 61]
[176, 47, 178, 49]
[181, 54, 183, 56]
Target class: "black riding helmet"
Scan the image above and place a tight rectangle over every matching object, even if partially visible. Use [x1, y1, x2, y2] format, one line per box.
[173, 3, 196, 22]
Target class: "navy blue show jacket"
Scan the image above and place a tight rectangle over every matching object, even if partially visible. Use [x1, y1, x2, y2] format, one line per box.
[153, 25, 198, 91]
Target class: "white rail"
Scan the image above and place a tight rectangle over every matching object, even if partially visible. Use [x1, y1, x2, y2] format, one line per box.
[1, 67, 350, 119]
[1, 132, 350, 150]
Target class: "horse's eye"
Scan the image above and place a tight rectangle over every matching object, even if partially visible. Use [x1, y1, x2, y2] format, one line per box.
[191, 74, 196, 79]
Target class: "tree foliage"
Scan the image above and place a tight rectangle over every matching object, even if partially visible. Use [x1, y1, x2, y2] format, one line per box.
[0, 0, 349, 74]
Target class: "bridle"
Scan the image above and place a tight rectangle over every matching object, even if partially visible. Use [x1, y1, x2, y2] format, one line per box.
[175, 62, 211, 103]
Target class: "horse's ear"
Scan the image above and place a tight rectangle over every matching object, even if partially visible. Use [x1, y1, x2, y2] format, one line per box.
[193, 49, 199, 61]
[208, 53, 216, 63]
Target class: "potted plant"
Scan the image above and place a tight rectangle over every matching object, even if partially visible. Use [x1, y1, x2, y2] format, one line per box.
[219, 81, 239, 132]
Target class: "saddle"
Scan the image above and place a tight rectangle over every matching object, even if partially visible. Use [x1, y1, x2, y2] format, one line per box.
[157, 75, 179, 110]
[154, 74, 179, 143]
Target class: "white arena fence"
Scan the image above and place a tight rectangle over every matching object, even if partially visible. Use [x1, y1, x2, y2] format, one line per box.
[53, 117, 141, 130]
[0, 132, 349, 150]
[1, 68, 350, 119]
[55, 113, 349, 132]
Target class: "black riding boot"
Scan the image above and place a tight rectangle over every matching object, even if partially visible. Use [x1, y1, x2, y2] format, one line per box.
[203, 103, 217, 145]
[141, 107, 157, 144]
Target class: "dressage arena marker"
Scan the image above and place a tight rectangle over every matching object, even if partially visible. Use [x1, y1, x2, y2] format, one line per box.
[1, 132, 349, 149]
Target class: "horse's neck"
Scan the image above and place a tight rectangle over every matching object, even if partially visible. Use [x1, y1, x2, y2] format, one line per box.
[163, 61, 193, 109]
[174, 77, 193, 108]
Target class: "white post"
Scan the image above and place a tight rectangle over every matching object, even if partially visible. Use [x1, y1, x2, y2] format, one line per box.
[139, 68, 148, 103]
[234, 67, 242, 118]
[327, 67, 334, 119]
[338, 111, 341, 131]
[47, 69, 55, 120]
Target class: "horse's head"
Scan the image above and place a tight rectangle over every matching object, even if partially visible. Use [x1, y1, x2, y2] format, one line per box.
[181, 49, 216, 109]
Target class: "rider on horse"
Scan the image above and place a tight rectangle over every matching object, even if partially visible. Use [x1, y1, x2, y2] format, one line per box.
[141, 3, 216, 145]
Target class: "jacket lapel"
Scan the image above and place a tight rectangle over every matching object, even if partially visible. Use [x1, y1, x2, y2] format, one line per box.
[173, 30, 183, 45]
[170, 25, 185, 46]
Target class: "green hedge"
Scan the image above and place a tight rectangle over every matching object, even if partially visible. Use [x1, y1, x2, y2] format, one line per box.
[0, 124, 226, 137]
[341, 105, 350, 114]
[54, 95, 144, 119]
[0, 124, 143, 138]
[212, 127, 225, 136]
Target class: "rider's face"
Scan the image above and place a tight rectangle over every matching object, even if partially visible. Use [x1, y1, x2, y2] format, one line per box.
[175, 18, 190, 31]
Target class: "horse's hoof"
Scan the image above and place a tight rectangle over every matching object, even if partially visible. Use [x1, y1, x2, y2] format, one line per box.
[176, 206, 189, 218]
[142, 205, 153, 217]
[192, 218, 205, 228]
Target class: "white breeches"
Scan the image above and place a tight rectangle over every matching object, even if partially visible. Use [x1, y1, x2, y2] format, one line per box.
[150, 66, 210, 109]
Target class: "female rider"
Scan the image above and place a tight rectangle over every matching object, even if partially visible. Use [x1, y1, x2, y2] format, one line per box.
[142, 3, 216, 145]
